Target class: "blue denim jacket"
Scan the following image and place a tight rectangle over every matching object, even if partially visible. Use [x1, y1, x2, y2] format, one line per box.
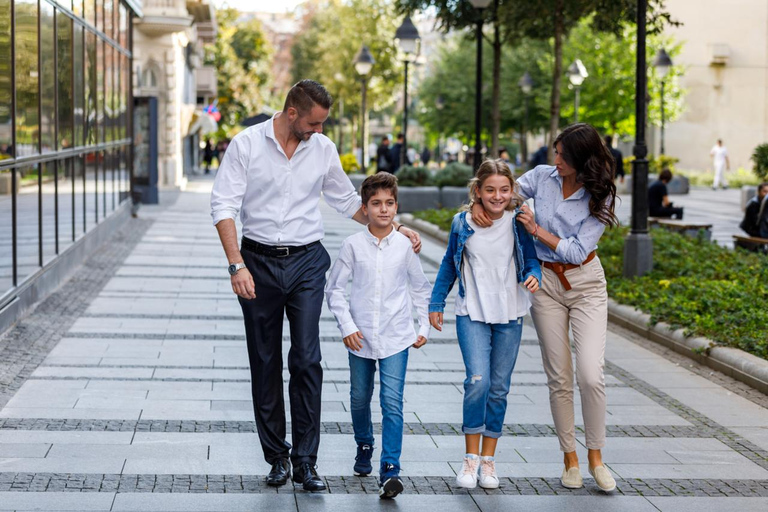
[429, 210, 542, 314]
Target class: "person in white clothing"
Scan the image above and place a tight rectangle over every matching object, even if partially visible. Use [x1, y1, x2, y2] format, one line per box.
[325, 173, 431, 500]
[210, 80, 422, 492]
[428, 160, 541, 490]
[710, 139, 730, 189]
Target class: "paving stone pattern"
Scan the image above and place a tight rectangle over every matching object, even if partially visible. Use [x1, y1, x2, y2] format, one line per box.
[0, 178, 766, 511]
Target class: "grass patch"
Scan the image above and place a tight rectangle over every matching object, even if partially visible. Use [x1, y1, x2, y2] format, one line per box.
[413, 208, 768, 360]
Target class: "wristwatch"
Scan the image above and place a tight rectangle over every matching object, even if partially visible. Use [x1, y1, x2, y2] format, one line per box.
[228, 262, 246, 276]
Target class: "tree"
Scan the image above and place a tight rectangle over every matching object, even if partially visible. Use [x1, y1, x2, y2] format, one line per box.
[291, 0, 405, 151]
[561, 16, 685, 140]
[416, 33, 550, 147]
[205, 8, 273, 134]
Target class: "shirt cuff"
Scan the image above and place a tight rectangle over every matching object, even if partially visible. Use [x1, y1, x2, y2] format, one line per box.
[417, 323, 431, 339]
[428, 303, 445, 314]
[211, 208, 238, 226]
[340, 321, 359, 339]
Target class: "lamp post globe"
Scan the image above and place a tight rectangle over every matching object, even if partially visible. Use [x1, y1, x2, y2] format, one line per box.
[354, 45, 375, 174]
[518, 71, 534, 165]
[395, 17, 420, 168]
[567, 59, 588, 123]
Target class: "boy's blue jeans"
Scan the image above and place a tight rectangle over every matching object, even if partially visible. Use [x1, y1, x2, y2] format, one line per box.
[348, 348, 409, 474]
[456, 315, 523, 438]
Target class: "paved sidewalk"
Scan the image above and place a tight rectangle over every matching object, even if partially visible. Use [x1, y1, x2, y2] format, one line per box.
[0, 177, 766, 511]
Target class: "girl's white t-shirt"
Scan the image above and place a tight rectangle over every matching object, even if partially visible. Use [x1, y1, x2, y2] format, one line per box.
[455, 210, 531, 324]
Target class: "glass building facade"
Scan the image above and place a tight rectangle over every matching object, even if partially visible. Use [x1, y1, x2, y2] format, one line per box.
[0, 0, 138, 304]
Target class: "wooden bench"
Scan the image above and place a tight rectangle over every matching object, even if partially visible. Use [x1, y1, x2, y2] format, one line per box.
[650, 219, 713, 240]
[733, 234, 768, 253]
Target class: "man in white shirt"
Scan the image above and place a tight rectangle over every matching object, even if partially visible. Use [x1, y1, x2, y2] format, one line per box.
[325, 173, 431, 499]
[710, 139, 730, 190]
[210, 80, 421, 492]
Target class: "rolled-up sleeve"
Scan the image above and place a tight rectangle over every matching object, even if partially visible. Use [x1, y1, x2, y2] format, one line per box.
[210, 137, 248, 226]
[516, 166, 544, 200]
[554, 214, 607, 264]
[322, 151, 362, 218]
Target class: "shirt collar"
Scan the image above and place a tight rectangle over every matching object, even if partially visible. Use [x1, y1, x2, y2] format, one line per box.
[365, 225, 396, 246]
[548, 166, 586, 201]
[265, 112, 311, 155]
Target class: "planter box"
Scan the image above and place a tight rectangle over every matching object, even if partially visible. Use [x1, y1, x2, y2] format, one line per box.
[620, 174, 689, 195]
[440, 187, 469, 209]
[0, 173, 17, 195]
[347, 173, 367, 192]
[397, 186, 441, 213]
[741, 185, 757, 211]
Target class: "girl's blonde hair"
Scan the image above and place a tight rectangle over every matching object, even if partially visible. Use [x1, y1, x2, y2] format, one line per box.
[462, 159, 523, 212]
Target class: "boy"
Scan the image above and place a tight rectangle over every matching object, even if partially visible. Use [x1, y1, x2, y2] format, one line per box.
[325, 173, 431, 499]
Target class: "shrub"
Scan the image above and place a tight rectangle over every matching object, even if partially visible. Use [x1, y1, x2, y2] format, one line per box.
[396, 165, 433, 186]
[339, 153, 360, 174]
[600, 226, 768, 359]
[435, 162, 474, 188]
[649, 154, 680, 173]
[412, 207, 460, 232]
[751, 143, 768, 181]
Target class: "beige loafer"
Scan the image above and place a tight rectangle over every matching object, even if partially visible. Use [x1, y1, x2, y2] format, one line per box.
[589, 465, 616, 492]
[560, 466, 583, 489]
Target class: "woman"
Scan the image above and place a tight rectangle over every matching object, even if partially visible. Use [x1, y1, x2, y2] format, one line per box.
[472, 123, 619, 492]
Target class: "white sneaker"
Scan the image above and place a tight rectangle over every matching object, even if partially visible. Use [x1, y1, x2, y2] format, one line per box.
[560, 466, 583, 489]
[455, 455, 479, 489]
[589, 465, 616, 492]
[478, 456, 500, 489]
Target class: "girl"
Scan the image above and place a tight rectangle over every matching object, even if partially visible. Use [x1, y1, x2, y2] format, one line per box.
[429, 159, 541, 489]
[472, 123, 619, 492]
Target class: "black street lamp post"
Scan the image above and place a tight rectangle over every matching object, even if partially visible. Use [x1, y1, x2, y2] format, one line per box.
[354, 45, 374, 174]
[518, 71, 533, 166]
[624, 0, 653, 277]
[395, 17, 420, 168]
[468, 0, 492, 171]
[653, 48, 672, 155]
[567, 59, 588, 124]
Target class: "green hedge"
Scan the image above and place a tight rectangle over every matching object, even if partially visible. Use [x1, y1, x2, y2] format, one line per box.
[413, 208, 768, 360]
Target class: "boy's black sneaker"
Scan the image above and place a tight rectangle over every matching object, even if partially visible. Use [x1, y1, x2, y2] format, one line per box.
[379, 463, 403, 499]
[354, 444, 374, 476]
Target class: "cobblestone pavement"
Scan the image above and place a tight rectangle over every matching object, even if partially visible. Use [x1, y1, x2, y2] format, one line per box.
[0, 177, 766, 511]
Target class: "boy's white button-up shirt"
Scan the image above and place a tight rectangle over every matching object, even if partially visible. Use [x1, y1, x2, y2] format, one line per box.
[325, 226, 431, 360]
[210, 114, 362, 245]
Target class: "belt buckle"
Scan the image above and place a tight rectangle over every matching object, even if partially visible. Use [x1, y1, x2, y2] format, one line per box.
[274, 246, 291, 258]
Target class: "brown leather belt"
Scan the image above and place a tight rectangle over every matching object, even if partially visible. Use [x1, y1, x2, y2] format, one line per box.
[541, 251, 597, 291]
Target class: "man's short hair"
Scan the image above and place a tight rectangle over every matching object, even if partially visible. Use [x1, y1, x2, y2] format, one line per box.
[361, 172, 398, 205]
[759, 182, 768, 193]
[381, 136, 389, 142]
[604, 135, 613, 146]
[284, 79, 333, 115]
[396, 133, 404, 140]
[659, 168, 673, 182]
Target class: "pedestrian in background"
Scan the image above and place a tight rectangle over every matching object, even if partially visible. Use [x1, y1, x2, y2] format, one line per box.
[710, 139, 730, 190]
[648, 169, 684, 219]
[376, 136, 392, 173]
[203, 139, 214, 174]
[604, 135, 624, 183]
[473, 123, 619, 493]
[390, 133, 407, 173]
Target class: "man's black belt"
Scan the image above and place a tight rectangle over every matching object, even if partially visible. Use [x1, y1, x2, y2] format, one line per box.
[241, 237, 320, 258]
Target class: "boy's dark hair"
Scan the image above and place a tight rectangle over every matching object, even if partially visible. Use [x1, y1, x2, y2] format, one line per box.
[361, 173, 398, 205]
[659, 168, 673, 182]
[284, 79, 333, 115]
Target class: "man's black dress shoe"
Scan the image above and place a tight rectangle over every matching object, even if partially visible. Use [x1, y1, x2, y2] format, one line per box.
[293, 462, 327, 492]
[266, 458, 290, 486]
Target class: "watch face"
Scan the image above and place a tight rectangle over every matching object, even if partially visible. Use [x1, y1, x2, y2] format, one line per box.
[228, 264, 237, 276]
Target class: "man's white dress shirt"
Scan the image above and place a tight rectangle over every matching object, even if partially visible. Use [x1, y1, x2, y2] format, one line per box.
[210, 114, 362, 245]
[325, 226, 431, 360]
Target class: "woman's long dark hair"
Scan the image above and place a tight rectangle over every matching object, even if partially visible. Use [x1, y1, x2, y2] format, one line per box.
[554, 123, 619, 227]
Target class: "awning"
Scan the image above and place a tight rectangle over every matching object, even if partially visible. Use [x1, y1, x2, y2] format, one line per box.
[188, 111, 218, 135]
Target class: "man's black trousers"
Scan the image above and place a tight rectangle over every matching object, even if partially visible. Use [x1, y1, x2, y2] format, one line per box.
[238, 242, 330, 467]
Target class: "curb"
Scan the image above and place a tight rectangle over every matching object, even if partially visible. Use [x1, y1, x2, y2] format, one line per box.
[398, 213, 768, 395]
